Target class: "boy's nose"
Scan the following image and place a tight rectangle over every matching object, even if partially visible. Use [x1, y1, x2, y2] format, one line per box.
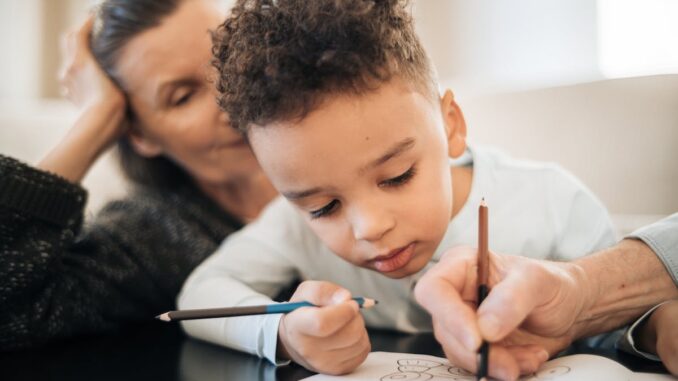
[350, 202, 396, 243]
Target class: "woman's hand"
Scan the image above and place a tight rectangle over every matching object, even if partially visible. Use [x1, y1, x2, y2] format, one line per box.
[59, 15, 125, 113]
[39, 16, 128, 183]
[637, 300, 678, 375]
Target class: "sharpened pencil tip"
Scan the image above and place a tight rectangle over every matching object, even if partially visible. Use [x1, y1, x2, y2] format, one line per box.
[361, 298, 378, 309]
[480, 197, 487, 207]
[156, 312, 171, 322]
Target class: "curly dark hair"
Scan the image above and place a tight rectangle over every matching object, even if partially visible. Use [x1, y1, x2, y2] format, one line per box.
[213, 0, 436, 133]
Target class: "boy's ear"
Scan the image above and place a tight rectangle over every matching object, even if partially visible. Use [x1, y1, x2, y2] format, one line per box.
[439, 89, 467, 158]
[127, 127, 163, 158]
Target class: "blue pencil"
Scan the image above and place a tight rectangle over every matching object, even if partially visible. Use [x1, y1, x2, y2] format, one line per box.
[156, 297, 378, 322]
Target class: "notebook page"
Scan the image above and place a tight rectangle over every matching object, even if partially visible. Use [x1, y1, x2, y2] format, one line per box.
[301, 352, 672, 381]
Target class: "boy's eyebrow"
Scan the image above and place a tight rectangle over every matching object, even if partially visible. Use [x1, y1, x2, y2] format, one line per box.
[283, 186, 325, 201]
[282, 137, 416, 201]
[360, 137, 416, 173]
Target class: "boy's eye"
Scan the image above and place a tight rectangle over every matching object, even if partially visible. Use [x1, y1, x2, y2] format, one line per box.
[379, 166, 416, 188]
[309, 199, 340, 219]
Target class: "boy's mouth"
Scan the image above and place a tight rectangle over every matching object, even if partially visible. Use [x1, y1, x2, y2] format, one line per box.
[370, 242, 416, 273]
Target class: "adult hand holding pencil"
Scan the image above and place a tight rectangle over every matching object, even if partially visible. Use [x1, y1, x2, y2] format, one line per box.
[415, 202, 565, 380]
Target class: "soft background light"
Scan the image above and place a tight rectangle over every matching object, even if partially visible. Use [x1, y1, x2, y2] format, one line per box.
[1, 0, 676, 234]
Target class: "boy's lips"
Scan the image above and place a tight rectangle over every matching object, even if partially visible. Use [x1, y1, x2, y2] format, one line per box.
[370, 243, 416, 273]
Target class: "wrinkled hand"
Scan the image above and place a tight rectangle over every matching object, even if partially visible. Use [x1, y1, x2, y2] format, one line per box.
[59, 15, 125, 114]
[277, 281, 371, 375]
[644, 300, 678, 375]
[415, 246, 591, 381]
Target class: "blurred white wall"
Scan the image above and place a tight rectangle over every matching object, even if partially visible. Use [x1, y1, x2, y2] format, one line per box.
[0, 0, 676, 231]
[413, 0, 603, 97]
[0, 1, 45, 100]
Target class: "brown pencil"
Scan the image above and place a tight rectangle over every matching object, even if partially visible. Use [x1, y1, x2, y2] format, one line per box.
[477, 198, 490, 380]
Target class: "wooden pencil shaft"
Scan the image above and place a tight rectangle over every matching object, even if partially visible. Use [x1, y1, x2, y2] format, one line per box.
[164, 297, 373, 321]
[169, 305, 268, 320]
[478, 203, 489, 285]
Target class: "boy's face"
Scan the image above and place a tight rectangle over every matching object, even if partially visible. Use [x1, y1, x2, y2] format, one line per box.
[249, 80, 465, 279]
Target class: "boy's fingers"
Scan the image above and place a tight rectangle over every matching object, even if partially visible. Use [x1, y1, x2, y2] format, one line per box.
[324, 312, 369, 351]
[291, 280, 351, 306]
[295, 300, 360, 338]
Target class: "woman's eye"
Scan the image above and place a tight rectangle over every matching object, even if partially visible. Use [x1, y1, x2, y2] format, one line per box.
[309, 199, 340, 219]
[380, 166, 416, 188]
[171, 90, 194, 106]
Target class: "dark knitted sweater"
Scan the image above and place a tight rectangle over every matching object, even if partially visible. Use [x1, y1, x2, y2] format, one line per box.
[0, 155, 243, 351]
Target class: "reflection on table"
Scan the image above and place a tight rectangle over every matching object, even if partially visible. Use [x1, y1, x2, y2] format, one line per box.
[0, 323, 668, 381]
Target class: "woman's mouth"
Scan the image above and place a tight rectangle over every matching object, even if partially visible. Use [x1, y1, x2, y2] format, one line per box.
[370, 243, 416, 273]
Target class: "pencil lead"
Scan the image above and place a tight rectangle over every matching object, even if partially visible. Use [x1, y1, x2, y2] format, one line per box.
[362, 298, 378, 309]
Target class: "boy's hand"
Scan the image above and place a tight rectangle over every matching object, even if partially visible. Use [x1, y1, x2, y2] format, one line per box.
[277, 281, 371, 375]
[414, 246, 589, 381]
[639, 300, 678, 375]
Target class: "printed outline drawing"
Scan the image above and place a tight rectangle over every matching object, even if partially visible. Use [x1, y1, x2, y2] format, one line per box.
[379, 359, 572, 381]
[521, 365, 571, 381]
[380, 358, 475, 381]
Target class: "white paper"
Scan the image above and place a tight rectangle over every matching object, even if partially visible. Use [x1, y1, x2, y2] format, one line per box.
[301, 352, 674, 381]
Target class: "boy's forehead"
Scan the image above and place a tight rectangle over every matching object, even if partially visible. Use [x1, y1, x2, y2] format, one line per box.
[248, 81, 440, 191]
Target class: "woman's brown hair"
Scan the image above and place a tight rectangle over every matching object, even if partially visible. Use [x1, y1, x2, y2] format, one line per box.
[91, 0, 189, 189]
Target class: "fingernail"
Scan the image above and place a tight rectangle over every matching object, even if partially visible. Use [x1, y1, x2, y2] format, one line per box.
[537, 349, 549, 362]
[478, 314, 501, 339]
[332, 290, 350, 304]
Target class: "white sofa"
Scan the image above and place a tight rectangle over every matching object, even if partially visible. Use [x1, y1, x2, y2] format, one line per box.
[1, 75, 676, 233]
[0, 99, 129, 217]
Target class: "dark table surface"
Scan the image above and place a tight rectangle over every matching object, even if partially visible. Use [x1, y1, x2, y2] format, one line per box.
[1, 323, 669, 381]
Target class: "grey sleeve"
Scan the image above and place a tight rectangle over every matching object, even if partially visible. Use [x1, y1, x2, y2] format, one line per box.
[627, 213, 678, 287]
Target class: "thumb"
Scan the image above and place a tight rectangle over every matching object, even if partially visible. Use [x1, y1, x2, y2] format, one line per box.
[290, 280, 352, 306]
[477, 262, 546, 342]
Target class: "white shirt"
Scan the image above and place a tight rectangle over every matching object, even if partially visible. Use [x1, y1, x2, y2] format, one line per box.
[178, 146, 617, 364]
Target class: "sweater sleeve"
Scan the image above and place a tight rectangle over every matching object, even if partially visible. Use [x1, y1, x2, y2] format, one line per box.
[178, 197, 303, 365]
[0, 156, 220, 351]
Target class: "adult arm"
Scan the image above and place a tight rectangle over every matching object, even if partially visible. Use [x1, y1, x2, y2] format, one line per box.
[40, 16, 126, 183]
[415, 214, 678, 380]
[0, 156, 219, 350]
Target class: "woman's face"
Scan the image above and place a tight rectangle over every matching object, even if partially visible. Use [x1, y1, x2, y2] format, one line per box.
[115, 0, 258, 185]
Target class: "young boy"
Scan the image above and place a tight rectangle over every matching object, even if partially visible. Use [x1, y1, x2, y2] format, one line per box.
[178, 0, 616, 376]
